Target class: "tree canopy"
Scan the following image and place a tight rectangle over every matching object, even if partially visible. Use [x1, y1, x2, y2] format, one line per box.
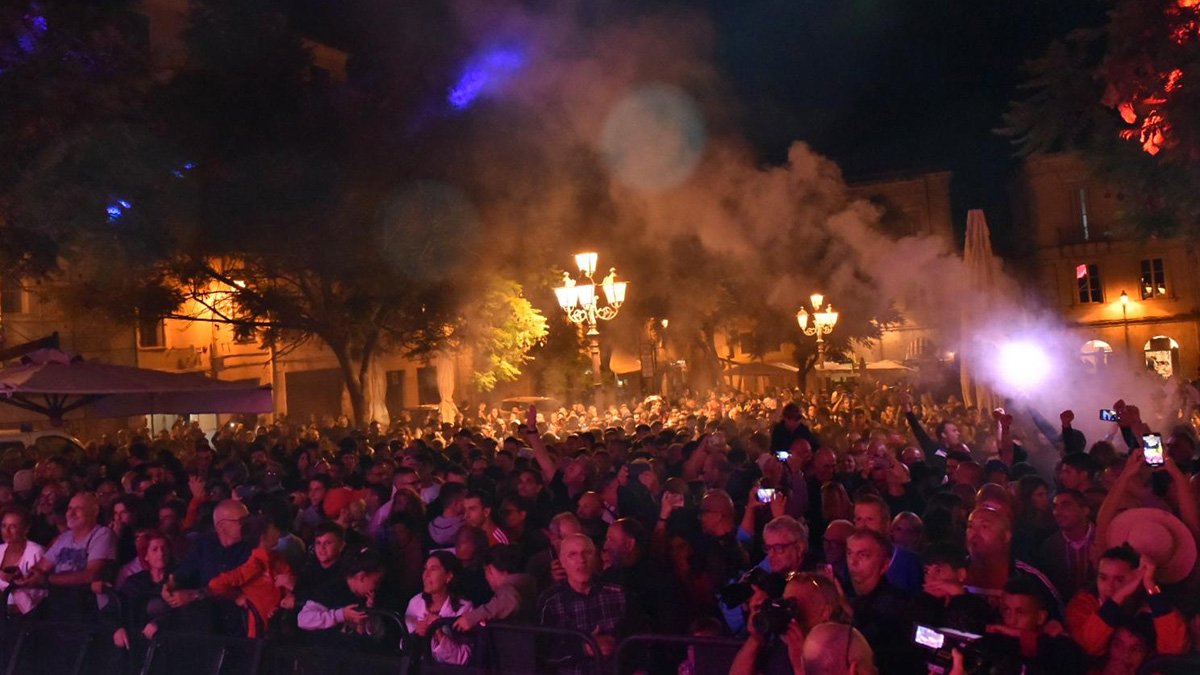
[1003, 0, 1200, 235]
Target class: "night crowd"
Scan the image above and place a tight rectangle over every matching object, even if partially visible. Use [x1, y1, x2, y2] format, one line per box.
[2, 380, 1200, 675]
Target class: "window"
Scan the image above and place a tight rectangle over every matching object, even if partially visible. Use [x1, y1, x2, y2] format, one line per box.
[417, 366, 439, 406]
[1078, 188, 1091, 241]
[1076, 263, 1103, 304]
[1140, 258, 1167, 299]
[1, 277, 25, 315]
[137, 316, 165, 349]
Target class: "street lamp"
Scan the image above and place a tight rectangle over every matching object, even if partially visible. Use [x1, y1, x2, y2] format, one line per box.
[554, 252, 627, 388]
[797, 293, 839, 389]
[1119, 290, 1130, 353]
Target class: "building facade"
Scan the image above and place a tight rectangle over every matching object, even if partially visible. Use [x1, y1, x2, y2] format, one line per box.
[1018, 154, 1200, 380]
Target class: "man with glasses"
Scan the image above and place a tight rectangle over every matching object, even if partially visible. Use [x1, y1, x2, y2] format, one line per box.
[721, 516, 810, 634]
[164, 499, 252, 611]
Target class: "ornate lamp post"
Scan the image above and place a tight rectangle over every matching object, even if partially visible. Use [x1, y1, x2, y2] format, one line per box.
[797, 292, 839, 389]
[554, 252, 628, 389]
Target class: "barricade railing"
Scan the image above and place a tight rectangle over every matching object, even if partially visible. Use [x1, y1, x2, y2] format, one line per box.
[135, 596, 268, 675]
[1, 593, 759, 675]
[470, 622, 603, 675]
[612, 633, 744, 675]
[1139, 654, 1200, 675]
[1, 584, 130, 675]
[261, 608, 409, 675]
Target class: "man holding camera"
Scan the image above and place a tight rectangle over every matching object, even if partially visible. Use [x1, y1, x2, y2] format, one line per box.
[722, 516, 810, 634]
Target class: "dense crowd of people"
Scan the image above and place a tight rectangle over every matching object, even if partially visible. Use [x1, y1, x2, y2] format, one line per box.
[2, 379, 1200, 674]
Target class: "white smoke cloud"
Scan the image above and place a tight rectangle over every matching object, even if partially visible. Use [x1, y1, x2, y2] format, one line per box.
[437, 0, 1184, 425]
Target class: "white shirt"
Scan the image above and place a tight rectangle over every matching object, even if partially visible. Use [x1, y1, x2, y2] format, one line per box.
[0, 540, 46, 614]
[404, 593, 474, 665]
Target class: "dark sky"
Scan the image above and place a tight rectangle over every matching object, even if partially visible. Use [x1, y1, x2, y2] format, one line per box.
[294, 0, 1106, 252]
[700, 0, 1105, 250]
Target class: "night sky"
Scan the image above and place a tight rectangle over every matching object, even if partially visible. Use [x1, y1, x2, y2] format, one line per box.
[295, 0, 1107, 254]
[702, 0, 1105, 251]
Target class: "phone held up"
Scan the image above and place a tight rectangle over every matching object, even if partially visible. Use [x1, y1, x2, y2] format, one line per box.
[756, 488, 777, 504]
[1143, 433, 1164, 467]
[1099, 408, 1119, 422]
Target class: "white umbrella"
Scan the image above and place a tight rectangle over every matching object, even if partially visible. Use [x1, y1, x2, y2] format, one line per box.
[960, 210, 1000, 411]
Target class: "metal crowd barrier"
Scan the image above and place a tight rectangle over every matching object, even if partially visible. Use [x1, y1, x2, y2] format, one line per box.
[261, 608, 410, 675]
[0, 585, 130, 675]
[613, 634, 744, 675]
[1, 590, 748, 675]
[1139, 654, 1200, 675]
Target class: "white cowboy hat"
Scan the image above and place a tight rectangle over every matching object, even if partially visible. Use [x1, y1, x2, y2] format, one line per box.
[1108, 508, 1198, 584]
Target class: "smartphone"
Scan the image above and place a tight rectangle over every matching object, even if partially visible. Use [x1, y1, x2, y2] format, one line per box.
[913, 625, 945, 649]
[776, 450, 791, 462]
[1143, 433, 1164, 466]
[756, 488, 777, 503]
[1099, 409, 1119, 422]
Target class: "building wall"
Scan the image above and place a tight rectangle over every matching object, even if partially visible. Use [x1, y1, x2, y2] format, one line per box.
[1021, 153, 1200, 379]
[847, 170, 955, 240]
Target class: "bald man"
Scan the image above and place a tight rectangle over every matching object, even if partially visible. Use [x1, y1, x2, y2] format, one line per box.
[965, 507, 1061, 616]
[26, 492, 116, 588]
[801, 623, 878, 675]
[165, 499, 253, 608]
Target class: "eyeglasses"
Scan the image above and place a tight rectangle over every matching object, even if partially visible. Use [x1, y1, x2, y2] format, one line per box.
[764, 541, 799, 554]
[217, 517, 247, 527]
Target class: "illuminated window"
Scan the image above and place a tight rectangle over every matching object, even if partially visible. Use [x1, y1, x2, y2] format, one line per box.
[1140, 258, 1167, 299]
[1076, 263, 1103, 304]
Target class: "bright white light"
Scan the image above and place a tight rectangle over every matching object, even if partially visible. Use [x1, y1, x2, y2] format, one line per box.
[996, 341, 1051, 392]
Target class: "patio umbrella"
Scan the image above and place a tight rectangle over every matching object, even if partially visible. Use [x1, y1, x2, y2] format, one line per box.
[0, 349, 272, 425]
[960, 210, 1000, 411]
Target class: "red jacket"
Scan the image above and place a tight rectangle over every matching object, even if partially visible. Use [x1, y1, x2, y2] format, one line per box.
[208, 546, 293, 637]
[1065, 590, 1188, 656]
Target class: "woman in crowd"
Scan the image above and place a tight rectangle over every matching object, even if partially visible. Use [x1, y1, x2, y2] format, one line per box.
[0, 505, 45, 615]
[404, 550, 473, 665]
[112, 531, 174, 649]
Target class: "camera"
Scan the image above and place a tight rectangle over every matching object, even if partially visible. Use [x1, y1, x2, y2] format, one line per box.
[751, 597, 800, 639]
[719, 568, 786, 608]
[914, 625, 998, 675]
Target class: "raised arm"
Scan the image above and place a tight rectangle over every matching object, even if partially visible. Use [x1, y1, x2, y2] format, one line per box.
[523, 406, 557, 484]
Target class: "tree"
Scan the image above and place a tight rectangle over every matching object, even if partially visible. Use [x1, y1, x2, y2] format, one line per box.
[1003, 0, 1200, 235]
[460, 278, 549, 392]
[0, 0, 548, 426]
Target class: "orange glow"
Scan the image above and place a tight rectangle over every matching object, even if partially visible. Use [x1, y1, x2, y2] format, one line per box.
[1165, 69, 1184, 92]
[1108, 4, 1194, 156]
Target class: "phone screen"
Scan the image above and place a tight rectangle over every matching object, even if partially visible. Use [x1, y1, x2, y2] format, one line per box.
[914, 625, 945, 649]
[1099, 409, 1119, 422]
[776, 451, 791, 462]
[756, 488, 776, 503]
[1143, 434, 1164, 465]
